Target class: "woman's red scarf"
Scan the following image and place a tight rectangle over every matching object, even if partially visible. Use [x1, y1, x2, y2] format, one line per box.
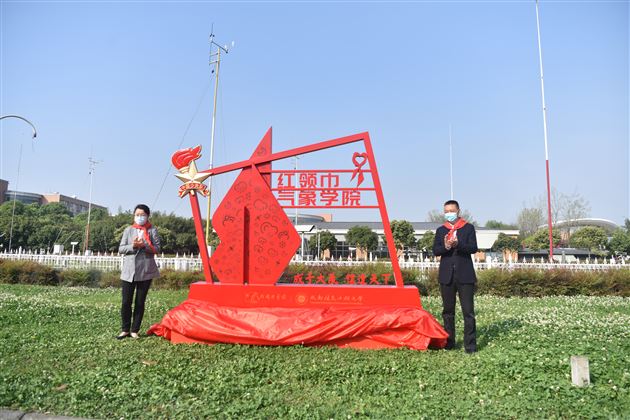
[443, 218, 467, 242]
[132, 222, 157, 253]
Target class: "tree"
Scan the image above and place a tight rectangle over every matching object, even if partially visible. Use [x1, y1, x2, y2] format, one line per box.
[535, 189, 590, 229]
[88, 219, 117, 253]
[417, 231, 435, 254]
[308, 230, 337, 258]
[569, 227, 608, 251]
[390, 220, 416, 251]
[427, 209, 444, 223]
[523, 229, 561, 251]
[609, 229, 630, 255]
[517, 207, 545, 238]
[346, 225, 378, 255]
[485, 220, 517, 230]
[492, 233, 521, 252]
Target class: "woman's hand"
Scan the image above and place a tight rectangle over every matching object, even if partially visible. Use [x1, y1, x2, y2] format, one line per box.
[133, 237, 145, 249]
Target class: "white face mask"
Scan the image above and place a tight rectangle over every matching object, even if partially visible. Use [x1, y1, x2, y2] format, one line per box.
[134, 215, 147, 226]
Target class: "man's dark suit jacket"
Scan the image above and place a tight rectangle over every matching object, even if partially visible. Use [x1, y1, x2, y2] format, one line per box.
[432, 222, 479, 285]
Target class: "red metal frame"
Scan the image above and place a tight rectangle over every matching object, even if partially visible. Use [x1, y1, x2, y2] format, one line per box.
[152, 128, 454, 350]
[175, 129, 407, 290]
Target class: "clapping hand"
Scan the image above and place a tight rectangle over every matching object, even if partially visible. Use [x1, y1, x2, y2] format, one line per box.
[445, 234, 458, 250]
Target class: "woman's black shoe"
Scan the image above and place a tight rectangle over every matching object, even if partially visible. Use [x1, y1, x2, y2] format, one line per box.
[116, 332, 130, 340]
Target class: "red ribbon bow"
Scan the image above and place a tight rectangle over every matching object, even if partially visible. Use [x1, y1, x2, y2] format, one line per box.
[350, 152, 368, 187]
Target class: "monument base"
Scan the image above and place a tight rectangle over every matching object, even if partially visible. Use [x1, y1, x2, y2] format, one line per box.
[147, 282, 448, 350]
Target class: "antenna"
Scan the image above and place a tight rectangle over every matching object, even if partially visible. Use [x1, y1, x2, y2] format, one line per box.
[205, 29, 234, 249]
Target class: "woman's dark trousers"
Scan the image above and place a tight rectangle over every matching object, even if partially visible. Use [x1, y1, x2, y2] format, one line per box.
[121, 279, 152, 333]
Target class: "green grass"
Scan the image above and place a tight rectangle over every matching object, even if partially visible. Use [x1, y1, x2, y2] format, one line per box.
[0, 284, 628, 419]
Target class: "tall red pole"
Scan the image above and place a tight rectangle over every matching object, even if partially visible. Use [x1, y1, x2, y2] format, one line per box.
[536, 0, 554, 261]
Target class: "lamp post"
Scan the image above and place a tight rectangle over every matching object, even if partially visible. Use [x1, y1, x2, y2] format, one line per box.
[1, 115, 37, 252]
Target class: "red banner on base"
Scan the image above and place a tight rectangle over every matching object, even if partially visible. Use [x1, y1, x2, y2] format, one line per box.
[148, 300, 448, 350]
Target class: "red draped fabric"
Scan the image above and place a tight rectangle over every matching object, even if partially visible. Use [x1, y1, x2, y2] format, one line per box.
[147, 299, 448, 350]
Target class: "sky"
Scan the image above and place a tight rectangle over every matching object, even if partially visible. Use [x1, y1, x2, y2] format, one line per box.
[1, 0, 628, 226]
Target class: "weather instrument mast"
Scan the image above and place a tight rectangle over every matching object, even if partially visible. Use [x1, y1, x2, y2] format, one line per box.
[205, 29, 234, 250]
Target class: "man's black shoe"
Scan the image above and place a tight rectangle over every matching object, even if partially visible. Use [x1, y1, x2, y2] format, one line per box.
[465, 348, 477, 354]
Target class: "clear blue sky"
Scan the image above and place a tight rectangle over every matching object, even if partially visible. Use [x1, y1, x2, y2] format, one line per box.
[1, 1, 628, 225]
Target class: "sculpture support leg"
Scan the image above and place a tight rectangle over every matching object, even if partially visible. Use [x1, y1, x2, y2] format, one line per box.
[189, 192, 213, 283]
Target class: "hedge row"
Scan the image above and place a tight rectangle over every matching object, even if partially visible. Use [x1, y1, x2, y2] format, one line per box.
[0, 259, 628, 297]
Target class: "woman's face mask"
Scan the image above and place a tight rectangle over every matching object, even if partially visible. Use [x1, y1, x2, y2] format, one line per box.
[444, 212, 458, 223]
[134, 215, 148, 226]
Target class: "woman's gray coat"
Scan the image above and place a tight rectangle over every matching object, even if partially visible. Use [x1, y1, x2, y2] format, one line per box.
[119, 226, 161, 282]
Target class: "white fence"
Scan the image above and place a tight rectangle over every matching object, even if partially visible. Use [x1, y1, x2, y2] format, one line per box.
[0, 252, 203, 272]
[0, 251, 627, 272]
[302, 260, 628, 271]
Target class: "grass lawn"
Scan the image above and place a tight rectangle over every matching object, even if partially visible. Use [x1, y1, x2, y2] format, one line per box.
[0, 284, 628, 419]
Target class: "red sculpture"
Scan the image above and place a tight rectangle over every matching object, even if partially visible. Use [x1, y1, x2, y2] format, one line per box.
[148, 128, 448, 350]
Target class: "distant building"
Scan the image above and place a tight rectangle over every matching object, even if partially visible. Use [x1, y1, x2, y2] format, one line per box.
[0, 178, 107, 216]
[292, 215, 519, 259]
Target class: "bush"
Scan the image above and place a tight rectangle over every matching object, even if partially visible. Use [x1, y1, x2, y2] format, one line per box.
[0, 260, 59, 286]
[0, 259, 628, 296]
[152, 269, 204, 290]
[98, 270, 123, 288]
[58, 269, 101, 287]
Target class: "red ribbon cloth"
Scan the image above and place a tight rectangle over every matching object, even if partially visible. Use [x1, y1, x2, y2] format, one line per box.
[147, 300, 449, 350]
[443, 218, 467, 242]
[132, 222, 157, 253]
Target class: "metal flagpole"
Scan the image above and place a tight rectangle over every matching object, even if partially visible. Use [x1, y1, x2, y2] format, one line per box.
[449, 124, 453, 199]
[205, 31, 231, 251]
[535, 0, 554, 261]
[83, 157, 101, 254]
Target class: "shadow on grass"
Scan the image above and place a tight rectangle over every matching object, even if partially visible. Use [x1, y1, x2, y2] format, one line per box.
[476, 318, 523, 350]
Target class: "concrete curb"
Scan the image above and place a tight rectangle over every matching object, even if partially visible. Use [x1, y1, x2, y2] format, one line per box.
[0, 410, 93, 420]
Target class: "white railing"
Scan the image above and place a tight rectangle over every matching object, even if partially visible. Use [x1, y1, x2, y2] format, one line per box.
[1, 251, 627, 272]
[299, 260, 628, 271]
[0, 252, 202, 272]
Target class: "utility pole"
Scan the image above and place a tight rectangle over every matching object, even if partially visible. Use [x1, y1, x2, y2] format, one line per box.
[205, 30, 232, 251]
[535, 0, 554, 262]
[83, 157, 101, 254]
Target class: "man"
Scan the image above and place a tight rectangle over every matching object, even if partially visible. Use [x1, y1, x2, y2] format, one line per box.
[432, 200, 478, 353]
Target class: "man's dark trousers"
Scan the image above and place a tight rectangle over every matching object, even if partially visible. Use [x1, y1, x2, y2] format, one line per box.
[440, 273, 476, 352]
[433, 221, 478, 352]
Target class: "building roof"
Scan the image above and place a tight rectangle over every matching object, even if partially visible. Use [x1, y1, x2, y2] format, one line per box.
[540, 218, 620, 233]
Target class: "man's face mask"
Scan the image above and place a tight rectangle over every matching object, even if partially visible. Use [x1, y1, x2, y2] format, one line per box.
[444, 212, 458, 223]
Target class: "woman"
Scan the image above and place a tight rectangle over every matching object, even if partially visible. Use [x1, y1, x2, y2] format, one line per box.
[117, 204, 161, 339]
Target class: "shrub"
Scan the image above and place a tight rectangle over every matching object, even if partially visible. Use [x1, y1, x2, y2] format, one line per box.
[0, 260, 59, 286]
[0, 259, 628, 297]
[58, 269, 101, 287]
[152, 269, 204, 290]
